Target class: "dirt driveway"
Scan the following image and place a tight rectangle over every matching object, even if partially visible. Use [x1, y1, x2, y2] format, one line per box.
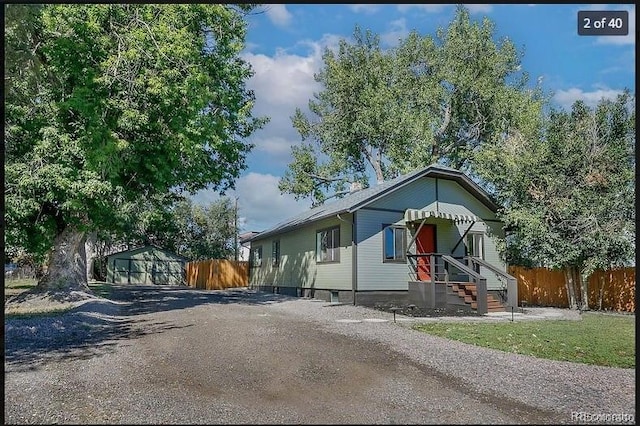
[4, 286, 631, 424]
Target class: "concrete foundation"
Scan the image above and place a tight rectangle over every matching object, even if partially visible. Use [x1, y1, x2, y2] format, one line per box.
[408, 281, 448, 309]
[353, 291, 409, 307]
[251, 283, 507, 312]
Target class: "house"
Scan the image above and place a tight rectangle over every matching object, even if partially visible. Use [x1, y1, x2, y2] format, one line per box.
[106, 245, 189, 286]
[238, 231, 260, 261]
[245, 164, 517, 314]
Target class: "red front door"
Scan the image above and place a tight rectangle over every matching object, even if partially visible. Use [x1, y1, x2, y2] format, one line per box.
[416, 224, 436, 281]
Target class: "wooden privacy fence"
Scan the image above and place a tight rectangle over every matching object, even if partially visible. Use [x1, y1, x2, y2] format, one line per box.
[186, 259, 248, 290]
[508, 266, 635, 312]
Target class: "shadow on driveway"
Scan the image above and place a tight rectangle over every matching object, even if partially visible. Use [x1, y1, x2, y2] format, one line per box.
[4, 285, 291, 369]
[110, 285, 294, 316]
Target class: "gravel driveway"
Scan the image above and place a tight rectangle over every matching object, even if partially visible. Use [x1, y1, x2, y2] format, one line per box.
[4, 286, 635, 424]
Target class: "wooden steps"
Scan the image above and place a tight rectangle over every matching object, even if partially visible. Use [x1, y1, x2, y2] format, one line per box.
[448, 282, 504, 313]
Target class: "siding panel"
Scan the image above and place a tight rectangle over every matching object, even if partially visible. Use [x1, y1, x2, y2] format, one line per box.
[357, 209, 408, 291]
[250, 215, 352, 291]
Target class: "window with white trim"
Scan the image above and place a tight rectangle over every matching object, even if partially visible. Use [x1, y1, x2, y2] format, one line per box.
[250, 246, 262, 267]
[316, 226, 340, 263]
[383, 224, 406, 262]
[465, 232, 485, 259]
[272, 240, 280, 267]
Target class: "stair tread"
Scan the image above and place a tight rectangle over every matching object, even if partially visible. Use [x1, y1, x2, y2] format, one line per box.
[448, 282, 505, 312]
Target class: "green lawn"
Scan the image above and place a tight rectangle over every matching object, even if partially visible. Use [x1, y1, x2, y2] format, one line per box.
[4, 278, 111, 297]
[413, 313, 635, 368]
[4, 278, 114, 318]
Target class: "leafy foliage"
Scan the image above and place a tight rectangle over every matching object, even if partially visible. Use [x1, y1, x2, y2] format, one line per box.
[4, 5, 266, 270]
[279, 5, 544, 205]
[88, 196, 239, 274]
[475, 91, 635, 307]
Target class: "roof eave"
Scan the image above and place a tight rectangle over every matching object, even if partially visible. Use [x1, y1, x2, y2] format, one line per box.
[247, 208, 351, 242]
[348, 165, 499, 214]
[248, 165, 500, 243]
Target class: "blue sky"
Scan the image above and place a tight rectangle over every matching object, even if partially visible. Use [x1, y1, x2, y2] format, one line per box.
[193, 3, 636, 234]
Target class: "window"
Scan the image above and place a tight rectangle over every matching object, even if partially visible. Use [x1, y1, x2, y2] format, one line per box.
[465, 232, 484, 259]
[250, 246, 262, 268]
[383, 225, 406, 262]
[316, 226, 340, 263]
[272, 240, 280, 267]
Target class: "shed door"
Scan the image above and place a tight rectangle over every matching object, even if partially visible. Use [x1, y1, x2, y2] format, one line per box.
[113, 258, 130, 284]
[416, 224, 436, 281]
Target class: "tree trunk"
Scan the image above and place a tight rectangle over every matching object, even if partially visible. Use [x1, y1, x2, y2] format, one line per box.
[597, 273, 605, 310]
[85, 231, 97, 282]
[579, 268, 590, 311]
[36, 226, 90, 292]
[563, 266, 578, 309]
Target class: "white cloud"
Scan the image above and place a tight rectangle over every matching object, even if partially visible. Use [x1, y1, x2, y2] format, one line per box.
[553, 87, 624, 109]
[202, 34, 351, 232]
[582, 4, 615, 11]
[190, 173, 310, 233]
[240, 35, 341, 163]
[380, 18, 409, 47]
[595, 7, 635, 46]
[348, 4, 381, 14]
[397, 4, 491, 15]
[397, 4, 448, 13]
[253, 136, 298, 163]
[243, 49, 320, 108]
[464, 4, 493, 14]
[265, 4, 293, 28]
[598, 48, 635, 76]
[235, 173, 309, 232]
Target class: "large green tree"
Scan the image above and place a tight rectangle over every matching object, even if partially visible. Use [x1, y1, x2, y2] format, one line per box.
[279, 5, 544, 205]
[4, 4, 266, 291]
[86, 196, 240, 280]
[475, 91, 635, 309]
[119, 196, 239, 261]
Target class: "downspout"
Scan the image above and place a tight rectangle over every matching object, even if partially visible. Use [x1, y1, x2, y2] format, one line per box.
[351, 212, 357, 305]
[337, 213, 357, 305]
[435, 177, 439, 213]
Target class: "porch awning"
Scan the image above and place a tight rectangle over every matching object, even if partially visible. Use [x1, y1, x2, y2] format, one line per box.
[404, 208, 480, 224]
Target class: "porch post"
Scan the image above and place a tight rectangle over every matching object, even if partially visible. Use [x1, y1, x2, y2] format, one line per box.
[430, 254, 435, 285]
[477, 277, 488, 315]
[406, 218, 427, 253]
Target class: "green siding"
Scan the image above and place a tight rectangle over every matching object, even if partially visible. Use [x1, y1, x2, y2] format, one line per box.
[359, 176, 506, 291]
[250, 175, 507, 293]
[250, 215, 353, 291]
[356, 209, 407, 291]
[436, 179, 496, 219]
[106, 246, 186, 285]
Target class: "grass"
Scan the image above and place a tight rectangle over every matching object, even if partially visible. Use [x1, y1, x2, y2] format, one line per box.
[413, 313, 635, 368]
[4, 278, 38, 302]
[5, 306, 76, 319]
[4, 278, 114, 318]
[88, 281, 113, 298]
[4, 278, 112, 297]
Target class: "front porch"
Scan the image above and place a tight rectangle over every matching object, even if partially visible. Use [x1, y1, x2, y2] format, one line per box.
[403, 208, 517, 315]
[406, 253, 514, 314]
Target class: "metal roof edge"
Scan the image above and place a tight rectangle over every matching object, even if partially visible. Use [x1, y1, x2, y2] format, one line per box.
[106, 244, 189, 260]
[247, 208, 350, 243]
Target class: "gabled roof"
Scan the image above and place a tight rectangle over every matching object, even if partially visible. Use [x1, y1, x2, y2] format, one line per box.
[239, 231, 260, 244]
[105, 244, 189, 261]
[248, 164, 499, 242]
